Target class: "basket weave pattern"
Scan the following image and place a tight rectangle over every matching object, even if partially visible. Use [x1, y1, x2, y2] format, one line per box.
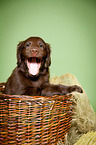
[0, 83, 74, 145]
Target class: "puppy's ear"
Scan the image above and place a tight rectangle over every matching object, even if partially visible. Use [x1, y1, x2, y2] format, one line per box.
[17, 41, 24, 67]
[45, 43, 51, 68]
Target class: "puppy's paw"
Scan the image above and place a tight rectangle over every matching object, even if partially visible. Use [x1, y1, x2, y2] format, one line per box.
[72, 85, 83, 93]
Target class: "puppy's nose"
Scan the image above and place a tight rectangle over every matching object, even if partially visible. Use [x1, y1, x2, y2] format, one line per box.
[31, 48, 38, 56]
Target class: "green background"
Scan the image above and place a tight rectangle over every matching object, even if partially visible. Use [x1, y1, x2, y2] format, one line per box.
[0, 0, 96, 112]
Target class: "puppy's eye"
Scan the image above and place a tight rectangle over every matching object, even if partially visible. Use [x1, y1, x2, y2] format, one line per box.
[26, 42, 31, 47]
[26, 44, 30, 47]
[39, 43, 43, 47]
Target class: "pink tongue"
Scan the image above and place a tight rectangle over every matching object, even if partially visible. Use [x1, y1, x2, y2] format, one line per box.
[28, 62, 40, 76]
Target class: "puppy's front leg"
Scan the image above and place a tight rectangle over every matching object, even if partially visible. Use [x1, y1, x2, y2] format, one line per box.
[59, 85, 83, 95]
[41, 84, 62, 96]
[41, 83, 83, 96]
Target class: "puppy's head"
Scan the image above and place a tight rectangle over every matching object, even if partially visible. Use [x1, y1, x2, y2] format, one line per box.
[17, 37, 51, 77]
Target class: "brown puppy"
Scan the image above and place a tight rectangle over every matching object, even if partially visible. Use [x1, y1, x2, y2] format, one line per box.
[4, 37, 83, 96]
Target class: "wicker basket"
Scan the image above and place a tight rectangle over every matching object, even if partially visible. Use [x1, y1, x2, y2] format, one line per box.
[0, 83, 74, 145]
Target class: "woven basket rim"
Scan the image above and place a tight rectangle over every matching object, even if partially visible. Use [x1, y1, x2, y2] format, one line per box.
[0, 93, 73, 102]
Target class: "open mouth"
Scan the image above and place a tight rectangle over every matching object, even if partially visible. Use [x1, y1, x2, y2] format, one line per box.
[27, 57, 41, 76]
